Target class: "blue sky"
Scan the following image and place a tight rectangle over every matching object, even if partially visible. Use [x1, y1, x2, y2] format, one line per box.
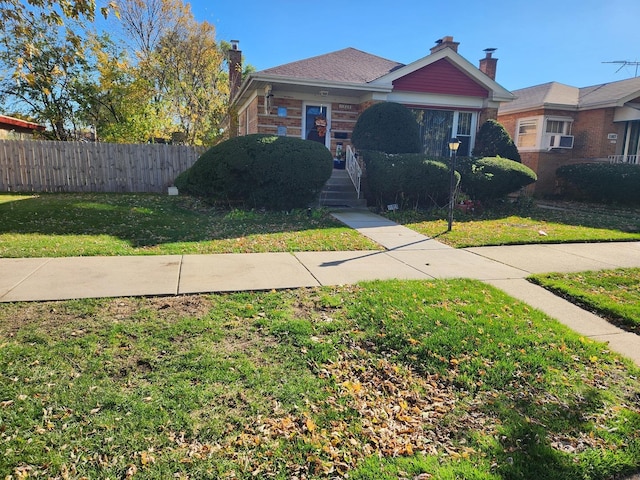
[186, 0, 640, 91]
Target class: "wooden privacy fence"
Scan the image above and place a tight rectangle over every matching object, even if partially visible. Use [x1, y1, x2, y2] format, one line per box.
[0, 140, 206, 193]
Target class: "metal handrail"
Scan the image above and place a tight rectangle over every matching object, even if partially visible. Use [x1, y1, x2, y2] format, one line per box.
[345, 145, 362, 199]
[608, 154, 639, 164]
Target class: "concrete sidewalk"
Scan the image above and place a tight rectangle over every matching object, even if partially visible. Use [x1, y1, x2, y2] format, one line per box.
[1, 208, 639, 365]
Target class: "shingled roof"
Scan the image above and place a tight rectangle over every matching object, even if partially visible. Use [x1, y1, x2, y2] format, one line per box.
[259, 47, 404, 84]
[579, 76, 640, 108]
[500, 77, 640, 114]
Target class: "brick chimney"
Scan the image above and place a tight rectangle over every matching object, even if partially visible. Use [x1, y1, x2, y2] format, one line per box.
[430, 36, 460, 54]
[228, 40, 242, 101]
[479, 48, 498, 80]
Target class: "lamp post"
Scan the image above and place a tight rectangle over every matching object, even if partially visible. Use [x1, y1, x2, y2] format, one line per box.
[447, 137, 461, 232]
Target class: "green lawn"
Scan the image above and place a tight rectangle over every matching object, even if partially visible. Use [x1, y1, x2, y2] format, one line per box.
[384, 201, 640, 248]
[1, 280, 639, 479]
[2, 194, 640, 257]
[530, 268, 640, 331]
[0, 193, 379, 257]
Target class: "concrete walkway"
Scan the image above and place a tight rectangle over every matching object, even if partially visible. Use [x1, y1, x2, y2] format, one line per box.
[1, 209, 639, 365]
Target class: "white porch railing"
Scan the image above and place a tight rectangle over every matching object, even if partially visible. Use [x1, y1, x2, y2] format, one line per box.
[609, 154, 639, 164]
[345, 145, 362, 199]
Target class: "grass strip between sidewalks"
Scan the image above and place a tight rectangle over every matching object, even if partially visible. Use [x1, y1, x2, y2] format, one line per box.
[530, 267, 640, 332]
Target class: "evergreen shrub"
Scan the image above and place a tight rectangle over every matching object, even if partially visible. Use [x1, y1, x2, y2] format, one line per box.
[556, 163, 640, 204]
[472, 119, 521, 162]
[457, 156, 537, 201]
[364, 151, 453, 208]
[175, 134, 333, 209]
[351, 102, 421, 154]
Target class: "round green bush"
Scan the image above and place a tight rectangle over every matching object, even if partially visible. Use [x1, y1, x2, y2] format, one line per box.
[472, 119, 521, 162]
[364, 151, 453, 208]
[352, 102, 421, 154]
[175, 134, 333, 209]
[556, 162, 640, 204]
[458, 156, 537, 201]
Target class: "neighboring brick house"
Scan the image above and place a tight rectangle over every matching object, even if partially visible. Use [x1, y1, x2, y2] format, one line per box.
[228, 36, 514, 160]
[497, 77, 640, 195]
[0, 114, 45, 140]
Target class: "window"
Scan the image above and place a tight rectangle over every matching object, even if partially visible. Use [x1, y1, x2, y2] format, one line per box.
[517, 118, 539, 148]
[456, 112, 473, 156]
[517, 116, 573, 150]
[546, 120, 564, 134]
[545, 118, 572, 135]
[411, 108, 476, 156]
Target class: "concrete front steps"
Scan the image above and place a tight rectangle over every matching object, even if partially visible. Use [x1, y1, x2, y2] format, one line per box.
[317, 168, 367, 208]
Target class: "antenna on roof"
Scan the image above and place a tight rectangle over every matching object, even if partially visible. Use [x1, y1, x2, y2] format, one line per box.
[602, 60, 640, 77]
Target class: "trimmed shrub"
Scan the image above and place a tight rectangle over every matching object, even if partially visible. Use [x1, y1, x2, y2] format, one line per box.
[472, 119, 521, 162]
[175, 134, 333, 209]
[556, 162, 640, 204]
[457, 156, 537, 201]
[352, 102, 421, 154]
[364, 151, 453, 208]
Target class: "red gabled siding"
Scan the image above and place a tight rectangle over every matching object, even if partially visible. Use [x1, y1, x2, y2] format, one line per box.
[392, 58, 489, 98]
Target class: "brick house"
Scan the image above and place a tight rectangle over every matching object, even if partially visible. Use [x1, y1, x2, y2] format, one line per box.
[0, 114, 45, 140]
[497, 77, 640, 195]
[228, 36, 514, 161]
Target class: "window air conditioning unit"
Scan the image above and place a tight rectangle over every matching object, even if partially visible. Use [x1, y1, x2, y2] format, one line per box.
[548, 134, 574, 149]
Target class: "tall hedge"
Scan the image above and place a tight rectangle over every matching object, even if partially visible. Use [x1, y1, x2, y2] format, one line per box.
[364, 151, 453, 208]
[175, 134, 333, 210]
[457, 156, 537, 201]
[472, 119, 521, 162]
[556, 162, 640, 204]
[352, 102, 422, 154]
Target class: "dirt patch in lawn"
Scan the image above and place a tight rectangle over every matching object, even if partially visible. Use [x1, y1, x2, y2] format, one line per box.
[0, 295, 214, 338]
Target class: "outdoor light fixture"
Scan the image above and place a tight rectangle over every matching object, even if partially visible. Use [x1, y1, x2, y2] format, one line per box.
[447, 138, 461, 232]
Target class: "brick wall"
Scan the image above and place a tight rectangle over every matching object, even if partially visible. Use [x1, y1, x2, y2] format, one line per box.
[520, 151, 570, 196]
[329, 102, 360, 155]
[572, 107, 619, 158]
[478, 107, 498, 128]
[497, 112, 518, 139]
[247, 98, 259, 134]
[257, 97, 303, 137]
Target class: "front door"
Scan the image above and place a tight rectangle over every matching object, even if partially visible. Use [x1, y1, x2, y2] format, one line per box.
[305, 105, 328, 147]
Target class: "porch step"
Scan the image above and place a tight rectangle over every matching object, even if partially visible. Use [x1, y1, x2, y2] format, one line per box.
[317, 168, 367, 208]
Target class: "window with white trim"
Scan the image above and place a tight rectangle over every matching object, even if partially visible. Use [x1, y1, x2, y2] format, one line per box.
[516, 118, 539, 149]
[411, 108, 477, 156]
[517, 116, 573, 150]
[545, 117, 573, 135]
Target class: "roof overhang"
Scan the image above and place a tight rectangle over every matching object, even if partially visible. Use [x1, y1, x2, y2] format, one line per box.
[498, 96, 582, 116]
[614, 104, 640, 122]
[0, 114, 45, 131]
[232, 73, 393, 107]
[579, 95, 640, 111]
